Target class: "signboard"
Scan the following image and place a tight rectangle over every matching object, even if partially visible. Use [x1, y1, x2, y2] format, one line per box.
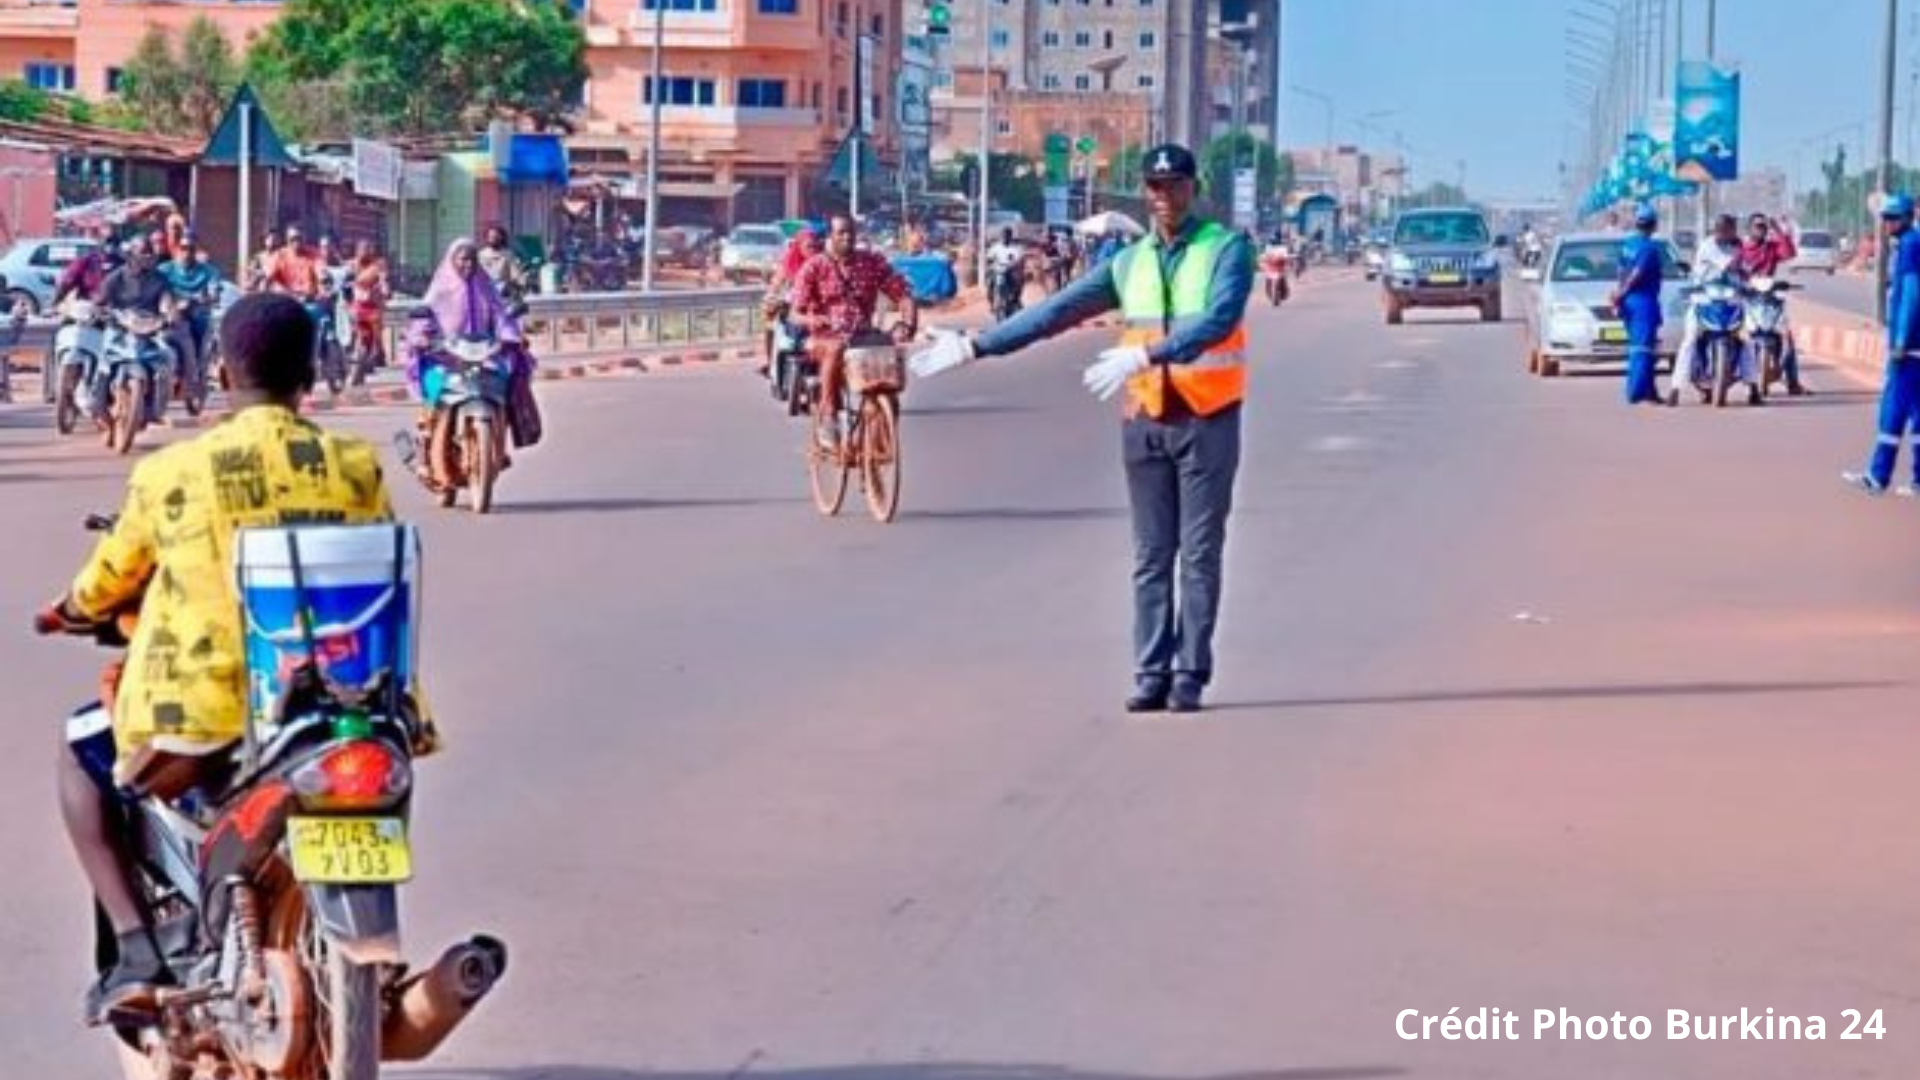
[1076, 136, 1098, 156]
[1045, 132, 1070, 186]
[857, 33, 877, 135]
[1675, 61, 1739, 182]
[1045, 185, 1071, 227]
[1232, 167, 1257, 231]
[401, 160, 438, 201]
[352, 138, 402, 201]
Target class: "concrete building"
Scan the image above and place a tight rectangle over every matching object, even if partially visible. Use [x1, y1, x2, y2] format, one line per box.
[1207, 0, 1280, 145]
[1289, 144, 1407, 222]
[0, 0, 281, 100]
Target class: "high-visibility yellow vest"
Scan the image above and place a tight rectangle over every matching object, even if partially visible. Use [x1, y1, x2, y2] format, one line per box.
[1115, 220, 1249, 418]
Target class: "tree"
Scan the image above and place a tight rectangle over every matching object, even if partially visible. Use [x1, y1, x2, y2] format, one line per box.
[117, 18, 239, 138]
[0, 80, 51, 123]
[250, 0, 588, 137]
[1201, 132, 1284, 219]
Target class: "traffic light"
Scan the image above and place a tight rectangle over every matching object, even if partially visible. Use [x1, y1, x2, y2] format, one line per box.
[927, 1, 951, 38]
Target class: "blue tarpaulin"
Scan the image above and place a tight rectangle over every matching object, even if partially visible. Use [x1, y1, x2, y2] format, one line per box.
[890, 255, 957, 305]
[486, 133, 569, 186]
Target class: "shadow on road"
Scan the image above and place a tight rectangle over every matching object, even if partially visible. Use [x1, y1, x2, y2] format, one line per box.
[409, 1065, 1406, 1080]
[1210, 679, 1901, 713]
[495, 496, 804, 516]
[904, 507, 1128, 523]
[904, 403, 1040, 417]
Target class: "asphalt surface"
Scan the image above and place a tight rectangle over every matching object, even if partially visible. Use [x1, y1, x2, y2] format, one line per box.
[1790, 268, 1877, 320]
[3, 270, 1918, 1079]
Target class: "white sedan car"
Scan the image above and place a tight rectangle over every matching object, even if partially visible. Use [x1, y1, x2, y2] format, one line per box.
[1526, 232, 1687, 378]
[1789, 229, 1838, 275]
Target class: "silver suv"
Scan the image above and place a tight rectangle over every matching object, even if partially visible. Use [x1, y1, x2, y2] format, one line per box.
[1382, 208, 1502, 324]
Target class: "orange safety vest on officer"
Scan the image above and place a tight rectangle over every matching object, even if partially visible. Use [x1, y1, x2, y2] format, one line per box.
[1112, 220, 1250, 418]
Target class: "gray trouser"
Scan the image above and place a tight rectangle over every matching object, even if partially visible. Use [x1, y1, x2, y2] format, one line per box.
[1122, 405, 1242, 685]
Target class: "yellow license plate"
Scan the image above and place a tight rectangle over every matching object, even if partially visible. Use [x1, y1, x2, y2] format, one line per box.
[1598, 326, 1628, 343]
[1426, 272, 1462, 284]
[288, 817, 413, 884]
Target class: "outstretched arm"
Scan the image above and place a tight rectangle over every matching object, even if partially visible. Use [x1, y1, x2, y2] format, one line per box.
[971, 258, 1121, 358]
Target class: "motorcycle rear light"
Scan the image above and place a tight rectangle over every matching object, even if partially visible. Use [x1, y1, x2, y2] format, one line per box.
[290, 740, 411, 810]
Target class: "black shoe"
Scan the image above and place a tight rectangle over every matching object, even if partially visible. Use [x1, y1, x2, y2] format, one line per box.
[1168, 677, 1205, 713]
[1125, 678, 1170, 713]
[1788, 382, 1811, 397]
[84, 930, 173, 1026]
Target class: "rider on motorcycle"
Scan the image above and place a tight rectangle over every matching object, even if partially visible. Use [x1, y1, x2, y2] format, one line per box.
[33, 293, 402, 1024]
[1520, 224, 1545, 267]
[761, 227, 823, 373]
[265, 225, 323, 304]
[161, 236, 220, 381]
[789, 213, 917, 448]
[987, 228, 1026, 317]
[1673, 213, 1754, 398]
[1737, 213, 1808, 395]
[478, 224, 529, 301]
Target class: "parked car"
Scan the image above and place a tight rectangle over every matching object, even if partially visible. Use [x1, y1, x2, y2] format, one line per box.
[1790, 229, 1838, 275]
[1381, 207, 1503, 324]
[1525, 231, 1686, 378]
[720, 224, 787, 282]
[0, 237, 99, 314]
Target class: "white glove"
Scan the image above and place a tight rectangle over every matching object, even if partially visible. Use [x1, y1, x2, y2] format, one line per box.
[1082, 345, 1151, 400]
[909, 330, 976, 379]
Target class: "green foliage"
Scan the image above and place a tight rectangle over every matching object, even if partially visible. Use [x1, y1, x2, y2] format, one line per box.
[251, 0, 588, 138]
[1200, 132, 1284, 217]
[0, 79, 51, 123]
[117, 19, 239, 138]
[945, 153, 1044, 223]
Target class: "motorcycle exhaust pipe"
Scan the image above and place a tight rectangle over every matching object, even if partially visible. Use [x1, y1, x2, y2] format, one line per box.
[380, 935, 508, 1063]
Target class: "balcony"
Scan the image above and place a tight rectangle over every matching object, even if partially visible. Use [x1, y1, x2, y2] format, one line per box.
[0, 0, 78, 36]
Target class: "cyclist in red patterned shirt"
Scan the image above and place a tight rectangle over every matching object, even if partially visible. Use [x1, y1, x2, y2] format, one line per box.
[790, 214, 917, 447]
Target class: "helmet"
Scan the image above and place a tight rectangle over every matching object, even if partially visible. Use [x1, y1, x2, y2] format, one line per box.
[1633, 202, 1658, 226]
[1881, 193, 1914, 220]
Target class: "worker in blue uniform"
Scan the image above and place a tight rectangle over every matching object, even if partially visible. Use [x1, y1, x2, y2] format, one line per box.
[1612, 202, 1666, 406]
[1845, 193, 1920, 494]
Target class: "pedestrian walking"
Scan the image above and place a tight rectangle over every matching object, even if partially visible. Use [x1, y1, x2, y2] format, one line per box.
[1613, 202, 1666, 406]
[1844, 194, 1920, 494]
[910, 143, 1254, 713]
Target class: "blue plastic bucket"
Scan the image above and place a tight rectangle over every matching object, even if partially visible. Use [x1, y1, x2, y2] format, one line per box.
[234, 524, 420, 725]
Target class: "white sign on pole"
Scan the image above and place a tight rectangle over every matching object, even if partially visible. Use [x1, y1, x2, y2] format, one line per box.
[1232, 167, 1258, 230]
[401, 160, 438, 201]
[858, 34, 877, 134]
[352, 138, 403, 201]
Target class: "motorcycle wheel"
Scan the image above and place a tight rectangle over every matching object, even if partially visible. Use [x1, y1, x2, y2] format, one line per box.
[324, 942, 381, 1080]
[860, 393, 901, 524]
[54, 364, 80, 435]
[181, 356, 206, 417]
[113, 379, 144, 455]
[1711, 338, 1734, 408]
[324, 344, 345, 396]
[466, 421, 497, 515]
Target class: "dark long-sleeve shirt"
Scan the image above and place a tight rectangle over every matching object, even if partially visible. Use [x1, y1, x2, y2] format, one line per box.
[99, 267, 169, 315]
[973, 216, 1253, 364]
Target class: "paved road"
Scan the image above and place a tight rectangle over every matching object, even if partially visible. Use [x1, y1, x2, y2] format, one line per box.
[1791, 268, 1877, 321]
[2, 272, 1916, 1079]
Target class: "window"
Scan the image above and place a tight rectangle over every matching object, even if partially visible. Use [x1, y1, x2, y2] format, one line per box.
[1073, 30, 1091, 47]
[1103, 29, 1113, 48]
[1136, 73, 1155, 88]
[811, 82, 822, 108]
[1138, 30, 1156, 48]
[105, 67, 124, 95]
[836, 1, 847, 29]
[1042, 74, 1061, 89]
[738, 78, 787, 108]
[991, 28, 1009, 48]
[934, 70, 953, 87]
[1074, 74, 1091, 90]
[758, 0, 798, 11]
[24, 63, 74, 92]
[996, 119, 1012, 136]
[836, 86, 849, 114]
[642, 0, 718, 9]
[870, 12, 883, 35]
[643, 76, 716, 105]
[1042, 30, 1061, 46]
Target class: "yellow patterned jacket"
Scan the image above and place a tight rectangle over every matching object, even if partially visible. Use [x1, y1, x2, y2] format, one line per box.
[70, 405, 394, 778]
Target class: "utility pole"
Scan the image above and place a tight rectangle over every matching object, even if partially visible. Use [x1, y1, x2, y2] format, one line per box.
[640, 0, 665, 292]
[1879, 0, 1900, 324]
[976, 0, 991, 292]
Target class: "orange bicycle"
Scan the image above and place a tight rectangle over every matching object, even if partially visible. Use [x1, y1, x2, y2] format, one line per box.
[804, 331, 908, 523]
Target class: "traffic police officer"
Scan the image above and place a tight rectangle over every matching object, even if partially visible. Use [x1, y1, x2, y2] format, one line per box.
[1612, 202, 1665, 406]
[1845, 193, 1920, 494]
[911, 143, 1254, 712]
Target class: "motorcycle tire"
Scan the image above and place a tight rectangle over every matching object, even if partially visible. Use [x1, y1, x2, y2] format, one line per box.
[114, 378, 144, 455]
[54, 364, 80, 435]
[467, 422, 497, 515]
[1711, 338, 1734, 409]
[181, 360, 206, 417]
[322, 342, 345, 396]
[326, 945, 381, 1080]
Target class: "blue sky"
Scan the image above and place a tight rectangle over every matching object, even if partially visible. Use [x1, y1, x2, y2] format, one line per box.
[1277, 0, 1899, 201]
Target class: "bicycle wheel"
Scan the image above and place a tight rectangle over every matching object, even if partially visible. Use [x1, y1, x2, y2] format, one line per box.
[860, 393, 901, 523]
[807, 404, 850, 517]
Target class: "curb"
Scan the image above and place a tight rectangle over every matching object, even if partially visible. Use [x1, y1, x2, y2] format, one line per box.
[1789, 297, 1882, 390]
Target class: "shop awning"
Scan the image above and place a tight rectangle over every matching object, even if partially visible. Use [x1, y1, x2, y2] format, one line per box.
[660, 181, 745, 200]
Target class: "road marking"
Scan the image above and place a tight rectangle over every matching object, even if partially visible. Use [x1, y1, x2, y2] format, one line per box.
[1307, 434, 1370, 453]
[1326, 390, 1384, 406]
[1378, 359, 1420, 370]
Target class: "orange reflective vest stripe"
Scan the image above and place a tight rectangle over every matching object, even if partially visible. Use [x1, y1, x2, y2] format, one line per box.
[1115, 220, 1248, 418]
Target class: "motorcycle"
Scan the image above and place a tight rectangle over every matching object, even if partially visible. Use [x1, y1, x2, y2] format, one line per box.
[421, 334, 514, 514]
[1674, 277, 1760, 408]
[1259, 247, 1292, 306]
[308, 279, 350, 396]
[40, 514, 504, 1080]
[989, 262, 1024, 323]
[168, 293, 214, 418]
[1746, 276, 1799, 399]
[100, 308, 177, 455]
[51, 298, 106, 435]
[767, 312, 811, 419]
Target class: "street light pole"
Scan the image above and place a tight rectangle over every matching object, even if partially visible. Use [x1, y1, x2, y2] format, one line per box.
[640, 0, 665, 292]
[1878, 0, 1899, 324]
[977, 0, 991, 293]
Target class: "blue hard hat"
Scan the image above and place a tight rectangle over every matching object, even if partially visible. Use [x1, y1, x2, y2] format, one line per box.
[1881, 193, 1914, 220]
[1633, 202, 1658, 226]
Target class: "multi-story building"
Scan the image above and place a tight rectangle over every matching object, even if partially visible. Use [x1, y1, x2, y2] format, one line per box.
[0, 0, 282, 100]
[1207, 0, 1280, 145]
[576, 0, 905, 224]
[1289, 143, 1407, 221]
